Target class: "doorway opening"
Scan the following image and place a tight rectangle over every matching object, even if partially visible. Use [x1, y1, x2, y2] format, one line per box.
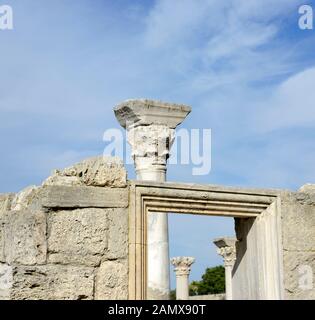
[169, 213, 235, 300]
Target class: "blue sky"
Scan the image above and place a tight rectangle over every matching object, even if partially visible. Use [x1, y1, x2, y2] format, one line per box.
[1, 0, 315, 288]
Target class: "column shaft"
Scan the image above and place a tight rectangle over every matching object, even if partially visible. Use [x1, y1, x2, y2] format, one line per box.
[225, 265, 233, 300]
[175, 274, 189, 300]
[137, 168, 170, 300]
[171, 257, 195, 301]
[213, 237, 237, 300]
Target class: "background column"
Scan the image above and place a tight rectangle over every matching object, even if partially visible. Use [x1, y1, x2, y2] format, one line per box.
[171, 257, 195, 300]
[213, 237, 237, 300]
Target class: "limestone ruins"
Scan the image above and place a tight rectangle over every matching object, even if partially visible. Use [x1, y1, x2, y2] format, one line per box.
[0, 99, 314, 300]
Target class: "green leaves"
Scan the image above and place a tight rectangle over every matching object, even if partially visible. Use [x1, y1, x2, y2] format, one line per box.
[189, 265, 225, 296]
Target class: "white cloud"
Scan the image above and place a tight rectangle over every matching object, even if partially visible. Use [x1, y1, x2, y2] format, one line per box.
[142, 0, 305, 97]
[144, 0, 215, 48]
[255, 67, 315, 131]
[199, 66, 315, 190]
[144, 0, 302, 49]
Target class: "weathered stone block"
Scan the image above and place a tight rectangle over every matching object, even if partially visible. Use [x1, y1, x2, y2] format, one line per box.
[43, 156, 127, 188]
[48, 208, 109, 266]
[2, 210, 46, 265]
[281, 193, 315, 251]
[283, 251, 315, 300]
[293, 192, 315, 206]
[0, 263, 13, 300]
[95, 260, 128, 300]
[0, 194, 14, 212]
[0, 211, 4, 263]
[39, 185, 128, 209]
[299, 184, 315, 194]
[10, 186, 40, 211]
[10, 265, 94, 300]
[105, 208, 128, 260]
[114, 99, 191, 129]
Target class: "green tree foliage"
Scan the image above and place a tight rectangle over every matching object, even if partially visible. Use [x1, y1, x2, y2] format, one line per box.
[189, 265, 225, 296]
[170, 289, 176, 300]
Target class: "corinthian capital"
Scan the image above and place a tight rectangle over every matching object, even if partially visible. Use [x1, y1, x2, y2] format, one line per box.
[127, 125, 175, 168]
[213, 237, 237, 267]
[114, 99, 191, 176]
[171, 257, 195, 276]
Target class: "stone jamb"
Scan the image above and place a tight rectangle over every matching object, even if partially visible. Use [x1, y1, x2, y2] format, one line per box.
[128, 180, 281, 300]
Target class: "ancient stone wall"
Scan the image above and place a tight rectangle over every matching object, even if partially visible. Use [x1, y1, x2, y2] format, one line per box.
[281, 185, 315, 300]
[1, 154, 315, 300]
[0, 156, 129, 300]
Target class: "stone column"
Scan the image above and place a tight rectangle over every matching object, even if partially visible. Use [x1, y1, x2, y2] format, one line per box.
[213, 237, 237, 300]
[114, 99, 191, 299]
[171, 257, 195, 300]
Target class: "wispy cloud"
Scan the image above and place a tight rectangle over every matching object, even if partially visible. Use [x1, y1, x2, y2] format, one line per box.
[254, 67, 315, 131]
[143, 0, 305, 92]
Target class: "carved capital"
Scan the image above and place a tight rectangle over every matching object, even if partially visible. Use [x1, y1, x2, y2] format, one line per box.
[114, 99, 191, 177]
[171, 257, 195, 276]
[127, 125, 175, 172]
[213, 237, 237, 267]
[216, 246, 236, 267]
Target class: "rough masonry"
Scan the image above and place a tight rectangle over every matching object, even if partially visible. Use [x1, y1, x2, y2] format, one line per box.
[0, 156, 129, 300]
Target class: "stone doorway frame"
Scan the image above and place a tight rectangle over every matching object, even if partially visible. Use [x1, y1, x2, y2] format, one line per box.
[128, 181, 284, 300]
